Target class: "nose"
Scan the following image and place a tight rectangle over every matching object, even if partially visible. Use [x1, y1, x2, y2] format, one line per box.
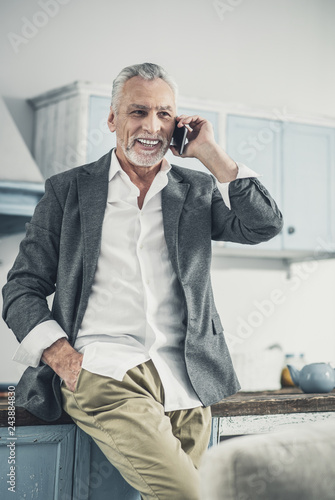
[142, 113, 160, 135]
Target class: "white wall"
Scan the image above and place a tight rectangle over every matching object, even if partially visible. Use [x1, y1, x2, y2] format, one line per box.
[0, 234, 27, 383]
[212, 256, 335, 359]
[1, 0, 335, 385]
[1, 0, 335, 148]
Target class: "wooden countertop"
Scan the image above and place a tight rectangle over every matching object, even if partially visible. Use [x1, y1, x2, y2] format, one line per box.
[211, 388, 335, 417]
[1, 388, 335, 427]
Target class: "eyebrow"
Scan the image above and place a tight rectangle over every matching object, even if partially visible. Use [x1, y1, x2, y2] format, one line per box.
[128, 104, 174, 112]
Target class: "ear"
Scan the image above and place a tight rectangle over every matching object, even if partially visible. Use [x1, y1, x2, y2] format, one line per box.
[107, 107, 117, 132]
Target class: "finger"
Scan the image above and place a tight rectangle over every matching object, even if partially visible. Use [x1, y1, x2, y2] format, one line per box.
[169, 144, 190, 159]
[177, 114, 203, 123]
[169, 145, 181, 157]
[175, 115, 190, 128]
[65, 380, 75, 392]
[177, 115, 206, 129]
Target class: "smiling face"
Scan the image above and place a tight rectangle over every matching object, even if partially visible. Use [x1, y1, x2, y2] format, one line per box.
[108, 76, 176, 169]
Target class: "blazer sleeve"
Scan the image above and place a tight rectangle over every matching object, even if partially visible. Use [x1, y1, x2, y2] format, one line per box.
[211, 177, 283, 244]
[2, 178, 64, 343]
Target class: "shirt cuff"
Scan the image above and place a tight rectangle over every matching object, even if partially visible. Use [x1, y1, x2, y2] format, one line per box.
[12, 320, 68, 368]
[216, 162, 261, 210]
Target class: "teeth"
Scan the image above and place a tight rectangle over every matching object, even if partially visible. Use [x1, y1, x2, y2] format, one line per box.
[138, 139, 159, 146]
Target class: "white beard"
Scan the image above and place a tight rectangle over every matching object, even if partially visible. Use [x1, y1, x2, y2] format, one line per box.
[119, 134, 170, 167]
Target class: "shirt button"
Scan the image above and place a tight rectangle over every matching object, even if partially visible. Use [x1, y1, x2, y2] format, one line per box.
[139, 244, 143, 249]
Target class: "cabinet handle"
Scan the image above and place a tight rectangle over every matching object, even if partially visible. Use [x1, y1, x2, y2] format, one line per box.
[287, 226, 295, 234]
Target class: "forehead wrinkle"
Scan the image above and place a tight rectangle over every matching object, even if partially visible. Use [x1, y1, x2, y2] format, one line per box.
[157, 105, 174, 111]
[128, 104, 149, 110]
[128, 103, 174, 111]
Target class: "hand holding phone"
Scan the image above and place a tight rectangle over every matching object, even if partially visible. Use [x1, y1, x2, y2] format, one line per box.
[171, 121, 188, 155]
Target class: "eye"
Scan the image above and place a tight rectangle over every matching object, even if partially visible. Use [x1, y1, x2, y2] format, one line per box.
[159, 111, 171, 118]
[132, 110, 145, 115]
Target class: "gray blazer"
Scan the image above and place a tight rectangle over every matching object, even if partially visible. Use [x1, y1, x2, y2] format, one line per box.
[2, 150, 283, 421]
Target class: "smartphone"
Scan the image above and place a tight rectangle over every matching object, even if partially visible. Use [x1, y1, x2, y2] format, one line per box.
[171, 121, 188, 155]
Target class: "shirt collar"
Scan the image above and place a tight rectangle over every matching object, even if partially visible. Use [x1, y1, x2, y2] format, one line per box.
[109, 149, 122, 182]
[109, 149, 172, 182]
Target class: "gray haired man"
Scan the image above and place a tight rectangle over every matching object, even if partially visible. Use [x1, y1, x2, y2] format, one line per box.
[2, 62, 283, 499]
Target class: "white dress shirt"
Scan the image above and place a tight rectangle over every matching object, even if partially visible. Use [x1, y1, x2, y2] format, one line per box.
[13, 150, 258, 411]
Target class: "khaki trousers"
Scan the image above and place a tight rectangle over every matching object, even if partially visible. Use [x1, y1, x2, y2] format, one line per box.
[61, 360, 211, 500]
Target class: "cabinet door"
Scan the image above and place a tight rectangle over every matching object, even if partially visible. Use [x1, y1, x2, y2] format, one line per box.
[87, 96, 116, 164]
[225, 114, 283, 250]
[0, 425, 76, 500]
[74, 428, 140, 500]
[282, 123, 335, 251]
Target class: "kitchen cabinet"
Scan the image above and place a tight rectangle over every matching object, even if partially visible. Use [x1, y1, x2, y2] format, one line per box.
[0, 424, 139, 500]
[0, 403, 219, 500]
[29, 82, 114, 179]
[282, 122, 335, 251]
[225, 114, 282, 251]
[30, 83, 335, 260]
[225, 114, 335, 255]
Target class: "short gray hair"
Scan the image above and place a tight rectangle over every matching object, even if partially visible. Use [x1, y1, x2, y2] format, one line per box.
[111, 62, 178, 114]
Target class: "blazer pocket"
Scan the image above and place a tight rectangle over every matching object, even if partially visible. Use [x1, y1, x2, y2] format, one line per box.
[212, 315, 224, 335]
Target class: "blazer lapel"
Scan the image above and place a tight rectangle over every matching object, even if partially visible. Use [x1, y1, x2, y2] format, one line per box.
[77, 151, 110, 303]
[162, 167, 190, 275]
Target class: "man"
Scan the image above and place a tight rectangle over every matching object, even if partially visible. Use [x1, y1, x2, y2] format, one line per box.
[2, 63, 283, 499]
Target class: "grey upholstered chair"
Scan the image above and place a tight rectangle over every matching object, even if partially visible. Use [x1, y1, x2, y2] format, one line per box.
[200, 420, 335, 500]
